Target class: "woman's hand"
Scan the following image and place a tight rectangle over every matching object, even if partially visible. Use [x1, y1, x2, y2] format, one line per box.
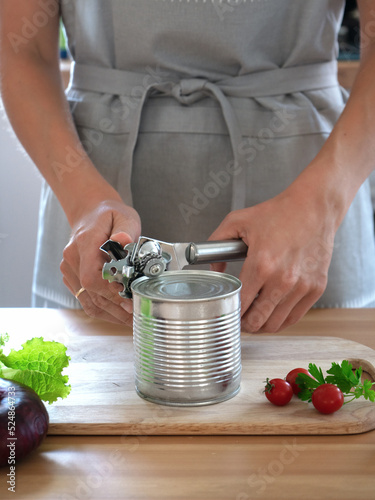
[0, 0, 140, 326]
[209, 184, 336, 333]
[60, 200, 141, 325]
[209, 1, 375, 333]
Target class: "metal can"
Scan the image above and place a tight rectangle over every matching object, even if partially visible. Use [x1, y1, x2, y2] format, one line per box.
[131, 270, 242, 406]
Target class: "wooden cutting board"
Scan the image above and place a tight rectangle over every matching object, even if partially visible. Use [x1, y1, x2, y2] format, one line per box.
[46, 334, 375, 436]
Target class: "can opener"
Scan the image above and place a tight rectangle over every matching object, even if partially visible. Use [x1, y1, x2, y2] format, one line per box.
[100, 236, 247, 299]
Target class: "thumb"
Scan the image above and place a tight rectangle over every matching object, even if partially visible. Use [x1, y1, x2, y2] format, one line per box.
[110, 205, 141, 245]
[110, 231, 135, 247]
[208, 218, 241, 243]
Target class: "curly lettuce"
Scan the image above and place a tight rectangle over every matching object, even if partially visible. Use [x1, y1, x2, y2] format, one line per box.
[0, 333, 71, 404]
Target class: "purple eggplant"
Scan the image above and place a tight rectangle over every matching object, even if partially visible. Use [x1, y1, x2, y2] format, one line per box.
[0, 378, 49, 467]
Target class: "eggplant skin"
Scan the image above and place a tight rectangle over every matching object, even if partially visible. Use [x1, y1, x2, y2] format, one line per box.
[0, 378, 49, 467]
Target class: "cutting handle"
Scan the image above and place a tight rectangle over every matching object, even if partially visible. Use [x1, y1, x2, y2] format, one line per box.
[187, 240, 248, 265]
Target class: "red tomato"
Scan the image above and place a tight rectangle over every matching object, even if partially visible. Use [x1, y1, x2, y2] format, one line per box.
[286, 368, 311, 395]
[264, 378, 293, 406]
[311, 384, 344, 414]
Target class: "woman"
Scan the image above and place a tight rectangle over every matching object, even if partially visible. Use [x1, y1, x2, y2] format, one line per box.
[1, 0, 374, 332]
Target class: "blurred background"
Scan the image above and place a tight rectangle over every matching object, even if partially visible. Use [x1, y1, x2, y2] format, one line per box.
[338, 0, 360, 60]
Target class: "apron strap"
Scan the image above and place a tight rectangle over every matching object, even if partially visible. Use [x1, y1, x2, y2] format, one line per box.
[69, 61, 338, 210]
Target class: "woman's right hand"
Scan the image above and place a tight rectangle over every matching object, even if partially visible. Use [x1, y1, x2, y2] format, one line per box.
[60, 200, 141, 325]
[0, 1, 142, 325]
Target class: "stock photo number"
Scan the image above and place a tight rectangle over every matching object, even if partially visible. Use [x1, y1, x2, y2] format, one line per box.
[6, 386, 17, 493]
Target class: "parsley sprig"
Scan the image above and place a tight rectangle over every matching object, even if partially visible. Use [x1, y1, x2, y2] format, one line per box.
[295, 360, 375, 404]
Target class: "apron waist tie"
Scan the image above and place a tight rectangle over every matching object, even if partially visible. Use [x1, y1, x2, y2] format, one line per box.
[69, 61, 338, 210]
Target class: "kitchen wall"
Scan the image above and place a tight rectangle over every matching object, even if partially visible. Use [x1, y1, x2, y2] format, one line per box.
[0, 102, 42, 307]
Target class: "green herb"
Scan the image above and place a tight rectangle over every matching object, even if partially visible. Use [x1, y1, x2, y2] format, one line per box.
[296, 360, 375, 404]
[0, 333, 71, 404]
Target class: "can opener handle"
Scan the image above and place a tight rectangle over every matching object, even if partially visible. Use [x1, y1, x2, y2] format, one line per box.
[187, 240, 247, 264]
[100, 237, 248, 298]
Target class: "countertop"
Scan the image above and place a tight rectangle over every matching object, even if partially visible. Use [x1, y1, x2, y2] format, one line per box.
[0, 307, 375, 500]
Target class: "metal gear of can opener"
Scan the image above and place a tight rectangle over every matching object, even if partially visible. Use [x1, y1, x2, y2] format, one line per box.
[100, 236, 248, 299]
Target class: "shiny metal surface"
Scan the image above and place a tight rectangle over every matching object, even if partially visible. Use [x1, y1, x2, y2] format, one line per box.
[187, 240, 247, 264]
[101, 236, 247, 299]
[131, 271, 242, 406]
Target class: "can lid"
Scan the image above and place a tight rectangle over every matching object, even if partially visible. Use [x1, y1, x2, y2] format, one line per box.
[131, 270, 241, 301]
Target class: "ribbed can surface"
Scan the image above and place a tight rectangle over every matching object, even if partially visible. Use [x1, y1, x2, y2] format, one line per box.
[131, 270, 242, 406]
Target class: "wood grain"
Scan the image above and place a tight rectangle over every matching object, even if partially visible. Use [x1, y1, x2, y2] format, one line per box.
[1, 433, 374, 500]
[1, 308, 375, 500]
[45, 333, 375, 436]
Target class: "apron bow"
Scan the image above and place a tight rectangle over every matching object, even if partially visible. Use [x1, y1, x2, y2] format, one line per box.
[69, 61, 339, 210]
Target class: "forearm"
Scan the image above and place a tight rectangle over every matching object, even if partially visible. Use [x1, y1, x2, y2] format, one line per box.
[290, 7, 375, 230]
[2, 54, 122, 226]
[0, 1, 122, 227]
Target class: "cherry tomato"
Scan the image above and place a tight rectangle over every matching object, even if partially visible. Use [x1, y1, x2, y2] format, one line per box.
[286, 368, 311, 395]
[264, 378, 293, 406]
[311, 384, 344, 414]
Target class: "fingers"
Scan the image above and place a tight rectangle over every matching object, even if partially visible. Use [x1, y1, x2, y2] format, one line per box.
[240, 271, 327, 333]
[76, 288, 133, 326]
[237, 251, 264, 318]
[61, 233, 132, 324]
[58, 200, 142, 324]
[208, 212, 246, 275]
[275, 293, 320, 332]
[110, 231, 134, 247]
[61, 259, 133, 324]
[208, 210, 244, 242]
[207, 191, 335, 333]
[60, 257, 80, 297]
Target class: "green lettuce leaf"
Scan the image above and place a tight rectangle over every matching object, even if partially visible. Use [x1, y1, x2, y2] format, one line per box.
[0, 335, 71, 404]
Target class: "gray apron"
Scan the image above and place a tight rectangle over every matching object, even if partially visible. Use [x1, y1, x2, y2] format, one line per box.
[32, 0, 375, 309]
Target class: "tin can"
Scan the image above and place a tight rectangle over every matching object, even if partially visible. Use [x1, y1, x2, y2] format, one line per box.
[131, 270, 242, 406]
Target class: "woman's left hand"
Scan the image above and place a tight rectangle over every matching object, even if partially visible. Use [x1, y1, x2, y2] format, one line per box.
[208, 185, 337, 333]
